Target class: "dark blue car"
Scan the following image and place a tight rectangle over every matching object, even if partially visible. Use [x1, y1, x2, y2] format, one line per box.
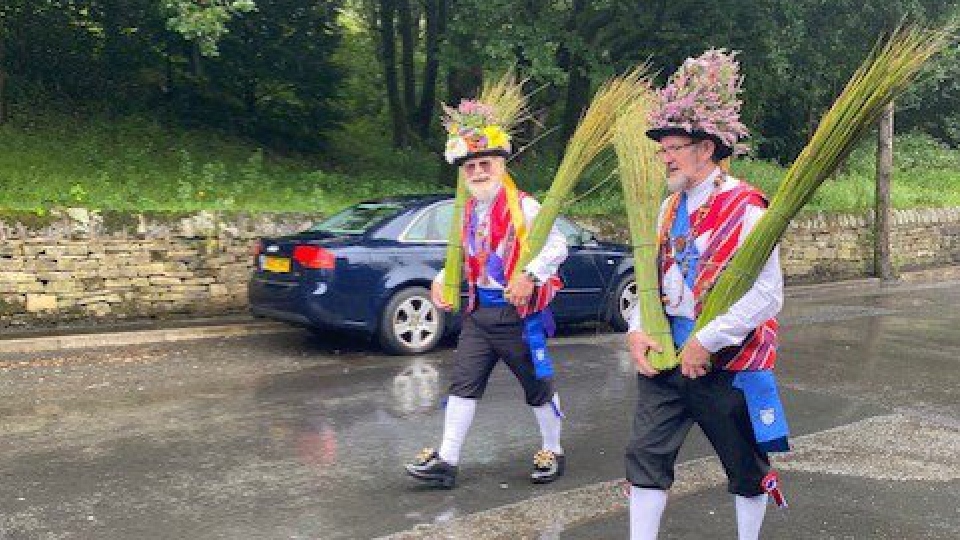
[249, 194, 637, 354]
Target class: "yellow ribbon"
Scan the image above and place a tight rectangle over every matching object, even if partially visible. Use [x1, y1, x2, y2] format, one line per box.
[501, 172, 528, 251]
[719, 157, 731, 173]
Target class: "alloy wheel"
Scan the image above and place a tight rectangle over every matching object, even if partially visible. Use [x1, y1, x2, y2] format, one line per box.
[392, 295, 440, 351]
[619, 279, 638, 322]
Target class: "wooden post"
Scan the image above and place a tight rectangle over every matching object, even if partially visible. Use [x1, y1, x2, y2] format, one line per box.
[875, 102, 896, 280]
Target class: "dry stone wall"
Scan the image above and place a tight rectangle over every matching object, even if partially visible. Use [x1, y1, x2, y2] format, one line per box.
[0, 209, 318, 329]
[2, 207, 959, 329]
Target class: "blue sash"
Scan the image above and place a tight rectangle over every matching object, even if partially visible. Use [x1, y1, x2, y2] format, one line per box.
[477, 288, 555, 380]
[668, 315, 695, 350]
[733, 370, 790, 453]
[667, 193, 700, 349]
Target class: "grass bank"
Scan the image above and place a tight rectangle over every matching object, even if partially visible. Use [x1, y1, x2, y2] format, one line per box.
[2, 112, 958, 218]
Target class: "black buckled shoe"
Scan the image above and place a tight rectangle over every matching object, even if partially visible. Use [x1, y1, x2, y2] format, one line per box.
[405, 447, 457, 488]
[530, 449, 565, 484]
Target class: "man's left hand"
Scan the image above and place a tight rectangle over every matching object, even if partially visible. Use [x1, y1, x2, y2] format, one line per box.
[505, 273, 535, 307]
[680, 337, 712, 379]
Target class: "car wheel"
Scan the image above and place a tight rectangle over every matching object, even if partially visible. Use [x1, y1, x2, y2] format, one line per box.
[379, 286, 445, 355]
[609, 273, 637, 332]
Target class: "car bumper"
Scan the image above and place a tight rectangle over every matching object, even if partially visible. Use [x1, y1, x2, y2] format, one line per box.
[248, 275, 372, 334]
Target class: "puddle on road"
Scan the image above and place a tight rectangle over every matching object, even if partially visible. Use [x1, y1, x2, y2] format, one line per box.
[784, 305, 899, 325]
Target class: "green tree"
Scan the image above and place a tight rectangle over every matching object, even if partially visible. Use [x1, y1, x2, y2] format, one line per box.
[161, 0, 257, 57]
[204, 0, 344, 150]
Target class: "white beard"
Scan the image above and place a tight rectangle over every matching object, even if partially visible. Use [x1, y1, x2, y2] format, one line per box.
[666, 174, 689, 194]
[467, 179, 502, 203]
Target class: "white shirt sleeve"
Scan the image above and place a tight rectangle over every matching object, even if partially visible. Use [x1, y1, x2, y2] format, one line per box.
[627, 200, 669, 333]
[520, 197, 569, 282]
[694, 205, 784, 352]
[433, 268, 445, 283]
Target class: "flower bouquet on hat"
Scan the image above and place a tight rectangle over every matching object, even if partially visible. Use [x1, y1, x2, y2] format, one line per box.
[646, 48, 750, 162]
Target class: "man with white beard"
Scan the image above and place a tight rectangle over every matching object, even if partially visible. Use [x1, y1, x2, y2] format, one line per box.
[404, 98, 568, 488]
[624, 50, 789, 539]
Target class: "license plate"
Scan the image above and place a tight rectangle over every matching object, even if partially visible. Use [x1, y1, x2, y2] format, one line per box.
[261, 256, 291, 273]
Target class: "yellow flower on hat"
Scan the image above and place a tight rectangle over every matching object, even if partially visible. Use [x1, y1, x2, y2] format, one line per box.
[482, 125, 510, 151]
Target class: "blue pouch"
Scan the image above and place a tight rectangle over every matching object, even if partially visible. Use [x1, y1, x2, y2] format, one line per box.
[733, 370, 790, 453]
[524, 313, 553, 380]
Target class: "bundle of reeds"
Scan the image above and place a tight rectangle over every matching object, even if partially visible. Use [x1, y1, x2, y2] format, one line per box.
[441, 173, 469, 310]
[613, 97, 680, 370]
[511, 68, 651, 280]
[694, 24, 953, 334]
[441, 71, 531, 310]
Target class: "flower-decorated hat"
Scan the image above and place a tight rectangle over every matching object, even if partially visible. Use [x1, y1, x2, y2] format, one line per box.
[441, 99, 512, 166]
[647, 49, 749, 159]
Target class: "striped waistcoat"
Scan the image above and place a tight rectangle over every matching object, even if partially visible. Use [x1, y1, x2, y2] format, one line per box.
[658, 181, 779, 371]
[462, 189, 562, 317]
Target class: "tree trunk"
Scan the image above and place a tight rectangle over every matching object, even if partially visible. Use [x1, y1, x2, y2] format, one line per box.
[163, 37, 175, 98]
[191, 43, 204, 79]
[397, 0, 417, 124]
[0, 37, 6, 125]
[416, 0, 445, 138]
[378, 0, 407, 148]
[558, 0, 590, 146]
[100, 1, 123, 119]
[875, 102, 896, 281]
[560, 61, 591, 145]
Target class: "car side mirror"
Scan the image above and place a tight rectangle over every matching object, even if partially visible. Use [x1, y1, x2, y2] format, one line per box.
[580, 230, 599, 246]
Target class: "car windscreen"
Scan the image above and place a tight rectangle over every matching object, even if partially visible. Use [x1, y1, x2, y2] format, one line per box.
[309, 202, 405, 235]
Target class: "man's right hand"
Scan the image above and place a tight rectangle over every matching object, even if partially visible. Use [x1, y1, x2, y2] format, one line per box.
[430, 280, 454, 312]
[626, 330, 663, 377]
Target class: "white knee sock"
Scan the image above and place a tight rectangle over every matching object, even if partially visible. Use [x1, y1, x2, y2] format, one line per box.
[532, 393, 563, 454]
[630, 486, 668, 540]
[735, 494, 768, 540]
[437, 395, 476, 465]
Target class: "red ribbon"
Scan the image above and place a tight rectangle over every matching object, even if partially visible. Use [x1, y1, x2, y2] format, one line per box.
[762, 470, 788, 508]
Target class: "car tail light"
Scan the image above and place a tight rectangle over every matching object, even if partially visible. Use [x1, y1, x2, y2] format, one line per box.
[293, 245, 336, 269]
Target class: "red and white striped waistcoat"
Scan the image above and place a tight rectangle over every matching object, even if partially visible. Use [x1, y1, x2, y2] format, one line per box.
[658, 180, 779, 371]
[462, 188, 563, 317]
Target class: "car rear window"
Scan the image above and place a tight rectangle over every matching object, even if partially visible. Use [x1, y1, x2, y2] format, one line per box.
[309, 202, 404, 234]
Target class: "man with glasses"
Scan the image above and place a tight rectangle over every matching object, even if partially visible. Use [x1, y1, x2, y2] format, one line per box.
[404, 98, 568, 488]
[624, 50, 789, 539]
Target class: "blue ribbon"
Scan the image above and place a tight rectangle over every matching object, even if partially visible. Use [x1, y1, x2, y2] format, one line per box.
[666, 193, 701, 350]
[733, 370, 791, 453]
[477, 288, 555, 380]
[671, 192, 701, 290]
[668, 315, 695, 350]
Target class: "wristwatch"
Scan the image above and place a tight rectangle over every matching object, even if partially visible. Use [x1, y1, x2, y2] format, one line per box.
[524, 270, 542, 285]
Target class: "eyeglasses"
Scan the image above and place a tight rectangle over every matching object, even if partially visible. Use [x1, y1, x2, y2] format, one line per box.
[655, 141, 698, 157]
[463, 158, 496, 175]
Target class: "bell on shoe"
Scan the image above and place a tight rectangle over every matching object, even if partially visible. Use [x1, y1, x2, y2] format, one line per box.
[404, 447, 457, 488]
[530, 449, 565, 484]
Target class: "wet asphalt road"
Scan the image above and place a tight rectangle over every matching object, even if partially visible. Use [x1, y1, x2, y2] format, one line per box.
[1, 278, 959, 539]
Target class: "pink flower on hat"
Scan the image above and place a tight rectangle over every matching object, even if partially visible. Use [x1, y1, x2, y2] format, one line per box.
[649, 49, 750, 154]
